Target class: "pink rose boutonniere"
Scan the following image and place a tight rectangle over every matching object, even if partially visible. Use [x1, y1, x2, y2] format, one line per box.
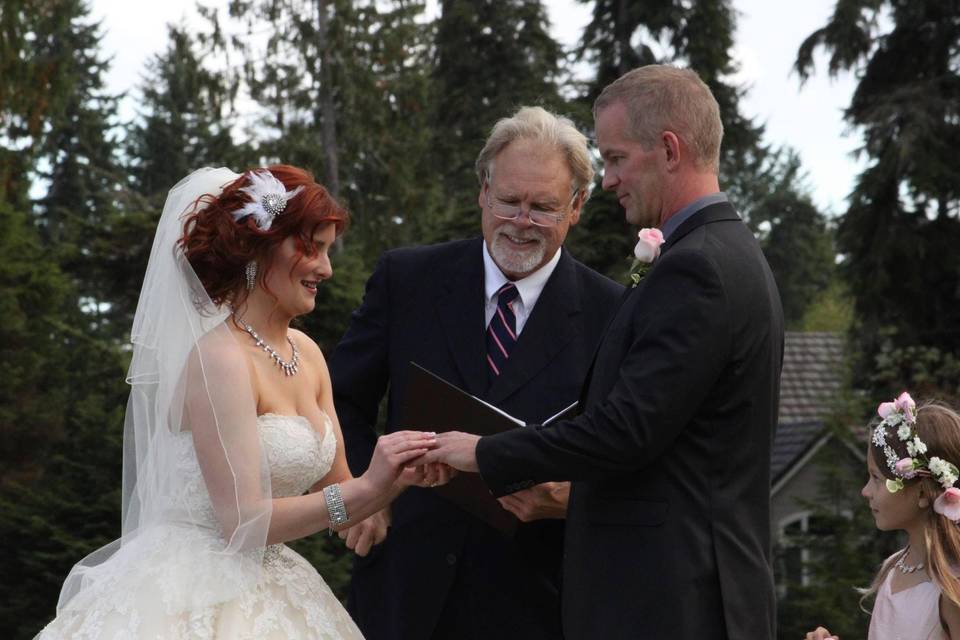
[628, 228, 665, 287]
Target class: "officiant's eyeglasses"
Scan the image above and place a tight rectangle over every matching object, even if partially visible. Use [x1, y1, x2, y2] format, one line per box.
[485, 187, 580, 228]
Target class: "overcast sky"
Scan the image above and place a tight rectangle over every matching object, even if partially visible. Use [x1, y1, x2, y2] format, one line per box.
[89, 0, 863, 214]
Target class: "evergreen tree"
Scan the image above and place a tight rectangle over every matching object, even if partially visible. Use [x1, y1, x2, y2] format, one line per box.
[203, 0, 438, 262]
[101, 25, 254, 332]
[0, 203, 128, 639]
[430, 0, 565, 240]
[28, 0, 125, 339]
[571, 0, 833, 289]
[0, 0, 82, 207]
[752, 154, 837, 328]
[795, 0, 960, 395]
[127, 25, 247, 196]
[575, 0, 775, 218]
[0, 204, 71, 480]
[0, 4, 131, 635]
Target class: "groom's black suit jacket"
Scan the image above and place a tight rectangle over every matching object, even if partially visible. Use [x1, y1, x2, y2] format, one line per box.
[477, 202, 784, 639]
[329, 237, 623, 640]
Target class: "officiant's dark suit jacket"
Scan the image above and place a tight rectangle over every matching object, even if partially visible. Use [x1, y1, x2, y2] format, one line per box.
[477, 202, 784, 639]
[329, 237, 623, 640]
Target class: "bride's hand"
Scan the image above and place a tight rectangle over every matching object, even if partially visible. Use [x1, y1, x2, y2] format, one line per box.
[397, 462, 458, 489]
[361, 430, 438, 493]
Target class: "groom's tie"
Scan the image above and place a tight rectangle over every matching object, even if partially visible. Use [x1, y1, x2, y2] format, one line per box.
[486, 283, 519, 377]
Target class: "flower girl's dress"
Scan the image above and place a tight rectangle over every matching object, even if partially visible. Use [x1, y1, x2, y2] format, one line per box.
[868, 566, 947, 640]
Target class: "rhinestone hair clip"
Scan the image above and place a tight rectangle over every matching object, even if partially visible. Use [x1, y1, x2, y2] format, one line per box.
[232, 170, 304, 231]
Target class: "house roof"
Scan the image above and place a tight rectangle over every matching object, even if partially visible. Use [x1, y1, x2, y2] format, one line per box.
[778, 332, 845, 425]
[772, 332, 846, 484]
[771, 419, 825, 484]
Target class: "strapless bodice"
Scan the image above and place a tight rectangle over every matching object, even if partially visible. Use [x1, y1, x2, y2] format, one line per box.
[166, 413, 337, 526]
[257, 413, 337, 497]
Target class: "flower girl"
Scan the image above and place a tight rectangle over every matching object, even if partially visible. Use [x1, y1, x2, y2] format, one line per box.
[806, 393, 960, 639]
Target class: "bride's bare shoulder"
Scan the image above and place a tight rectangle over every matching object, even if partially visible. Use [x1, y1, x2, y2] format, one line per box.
[288, 328, 326, 366]
[188, 324, 256, 376]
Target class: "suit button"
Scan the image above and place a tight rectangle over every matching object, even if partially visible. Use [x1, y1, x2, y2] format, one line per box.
[446, 553, 457, 566]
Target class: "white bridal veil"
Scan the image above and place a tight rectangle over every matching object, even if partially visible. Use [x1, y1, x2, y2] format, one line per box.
[55, 167, 274, 613]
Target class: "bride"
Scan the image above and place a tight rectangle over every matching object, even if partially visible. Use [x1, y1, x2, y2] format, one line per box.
[36, 166, 443, 639]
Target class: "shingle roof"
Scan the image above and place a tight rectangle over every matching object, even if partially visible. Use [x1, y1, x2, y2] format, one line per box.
[772, 419, 824, 482]
[772, 332, 846, 483]
[778, 332, 845, 424]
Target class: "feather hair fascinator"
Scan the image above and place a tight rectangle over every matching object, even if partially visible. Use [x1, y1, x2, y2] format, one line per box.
[232, 170, 304, 230]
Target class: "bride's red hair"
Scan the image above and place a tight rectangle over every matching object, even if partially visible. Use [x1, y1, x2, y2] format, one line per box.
[179, 165, 349, 306]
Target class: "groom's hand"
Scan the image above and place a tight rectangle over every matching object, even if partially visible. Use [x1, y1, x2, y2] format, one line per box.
[339, 508, 390, 556]
[498, 481, 569, 521]
[416, 431, 480, 472]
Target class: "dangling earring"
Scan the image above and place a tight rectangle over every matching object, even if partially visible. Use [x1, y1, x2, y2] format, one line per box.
[245, 261, 258, 291]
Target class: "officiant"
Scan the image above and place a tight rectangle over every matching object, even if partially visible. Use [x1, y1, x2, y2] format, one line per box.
[328, 105, 623, 640]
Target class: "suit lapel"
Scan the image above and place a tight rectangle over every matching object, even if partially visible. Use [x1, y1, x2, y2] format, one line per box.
[578, 284, 635, 403]
[435, 238, 488, 396]
[579, 202, 739, 402]
[486, 250, 580, 405]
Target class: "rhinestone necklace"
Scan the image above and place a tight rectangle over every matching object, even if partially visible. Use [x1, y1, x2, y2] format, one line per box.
[894, 547, 925, 574]
[238, 321, 300, 376]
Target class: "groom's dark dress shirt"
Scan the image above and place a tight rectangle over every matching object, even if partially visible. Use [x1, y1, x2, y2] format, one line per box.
[329, 237, 622, 640]
[477, 201, 785, 639]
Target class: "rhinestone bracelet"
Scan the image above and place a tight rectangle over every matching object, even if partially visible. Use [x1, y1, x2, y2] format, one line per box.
[323, 483, 348, 532]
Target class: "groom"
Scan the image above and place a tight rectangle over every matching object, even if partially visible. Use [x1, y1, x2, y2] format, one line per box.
[422, 65, 784, 639]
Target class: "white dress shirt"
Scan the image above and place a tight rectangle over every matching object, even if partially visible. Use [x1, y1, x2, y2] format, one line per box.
[482, 242, 562, 335]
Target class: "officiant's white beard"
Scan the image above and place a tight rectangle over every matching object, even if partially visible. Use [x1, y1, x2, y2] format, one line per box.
[490, 227, 546, 277]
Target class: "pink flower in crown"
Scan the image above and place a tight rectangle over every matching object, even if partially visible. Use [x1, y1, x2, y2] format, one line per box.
[634, 228, 665, 263]
[934, 488, 960, 522]
[877, 401, 897, 419]
[894, 458, 917, 479]
[894, 391, 917, 421]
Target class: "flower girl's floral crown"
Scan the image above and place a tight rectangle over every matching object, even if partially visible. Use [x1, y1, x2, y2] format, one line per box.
[872, 391, 960, 521]
[232, 170, 303, 231]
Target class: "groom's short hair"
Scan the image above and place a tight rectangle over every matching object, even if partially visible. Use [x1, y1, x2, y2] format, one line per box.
[475, 106, 594, 197]
[594, 65, 723, 174]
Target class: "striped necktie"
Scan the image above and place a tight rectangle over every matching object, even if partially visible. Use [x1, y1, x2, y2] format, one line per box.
[486, 283, 519, 377]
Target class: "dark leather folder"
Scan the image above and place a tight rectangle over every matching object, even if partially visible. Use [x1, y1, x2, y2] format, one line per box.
[401, 361, 576, 535]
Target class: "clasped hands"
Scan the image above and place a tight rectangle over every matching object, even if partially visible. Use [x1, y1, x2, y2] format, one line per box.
[412, 431, 569, 520]
[342, 430, 568, 555]
[339, 430, 457, 556]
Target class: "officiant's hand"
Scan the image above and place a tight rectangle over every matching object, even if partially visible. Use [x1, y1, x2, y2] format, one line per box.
[498, 481, 569, 521]
[339, 509, 390, 556]
[415, 431, 480, 472]
[804, 627, 838, 639]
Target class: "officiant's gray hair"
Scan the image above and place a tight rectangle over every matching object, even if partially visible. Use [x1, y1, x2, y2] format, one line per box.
[475, 106, 594, 198]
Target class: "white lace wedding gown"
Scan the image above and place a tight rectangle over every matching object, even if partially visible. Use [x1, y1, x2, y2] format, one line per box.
[37, 413, 365, 639]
